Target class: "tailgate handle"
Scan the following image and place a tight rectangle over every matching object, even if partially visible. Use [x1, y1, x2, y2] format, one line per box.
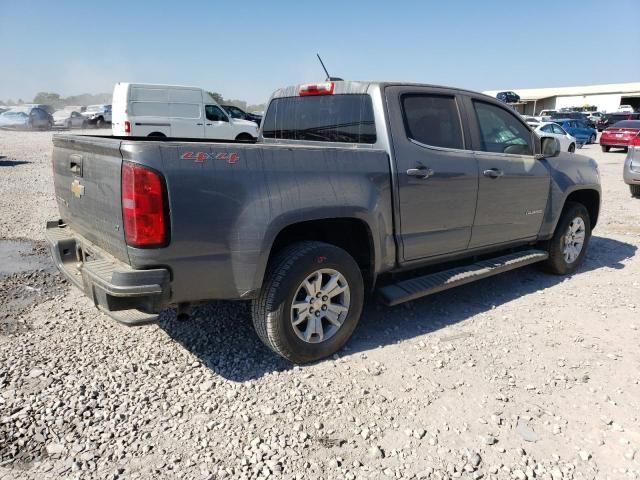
[69, 154, 83, 176]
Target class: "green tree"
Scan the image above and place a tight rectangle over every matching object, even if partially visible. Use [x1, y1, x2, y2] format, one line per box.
[206, 91, 224, 104]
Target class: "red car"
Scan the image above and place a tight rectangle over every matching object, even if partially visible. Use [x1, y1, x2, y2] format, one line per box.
[600, 120, 640, 152]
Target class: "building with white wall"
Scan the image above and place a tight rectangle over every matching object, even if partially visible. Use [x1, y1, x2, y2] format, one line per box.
[483, 82, 640, 115]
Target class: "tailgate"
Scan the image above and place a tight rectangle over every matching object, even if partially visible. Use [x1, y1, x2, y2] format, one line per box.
[52, 135, 129, 262]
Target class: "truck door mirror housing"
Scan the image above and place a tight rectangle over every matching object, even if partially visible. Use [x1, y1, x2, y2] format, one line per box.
[538, 137, 561, 158]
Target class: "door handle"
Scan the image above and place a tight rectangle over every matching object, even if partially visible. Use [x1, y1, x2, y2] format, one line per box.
[483, 168, 504, 178]
[196, 123, 203, 126]
[407, 167, 434, 179]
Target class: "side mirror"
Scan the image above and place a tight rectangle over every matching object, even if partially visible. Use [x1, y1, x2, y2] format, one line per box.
[538, 137, 561, 158]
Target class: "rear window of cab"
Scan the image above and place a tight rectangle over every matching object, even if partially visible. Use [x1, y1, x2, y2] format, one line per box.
[262, 94, 376, 144]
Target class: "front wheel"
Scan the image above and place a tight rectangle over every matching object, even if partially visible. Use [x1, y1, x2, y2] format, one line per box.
[541, 202, 591, 275]
[568, 143, 575, 153]
[96, 117, 104, 128]
[601, 145, 610, 152]
[631, 184, 640, 198]
[589, 133, 596, 144]
[235, 133, 255, 142]
[252, 241, 364, 363]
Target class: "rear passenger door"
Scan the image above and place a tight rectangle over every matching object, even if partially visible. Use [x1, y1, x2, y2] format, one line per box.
[465, 97, 550, 248]
[386, 86, 478, 261]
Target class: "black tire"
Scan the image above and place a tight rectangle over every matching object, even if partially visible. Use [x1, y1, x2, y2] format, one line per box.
[82, 121, 88, 129]
[96, 117, 104, 128]
[601, 145, 610, 152]
[568, 143, 575, 153]
[235, 133, 255, 142]
[66, 120, 72, 129]
[252, 241, 364, 364]
[631, 184, 640, 198]
[541, 202, 591, 275]
[148, 132, 166, 138]
[623, 147, 629, 153]
[589, 133, 596, 144]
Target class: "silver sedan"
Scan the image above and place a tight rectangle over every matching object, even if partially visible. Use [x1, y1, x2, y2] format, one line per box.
[52, 110, 87, 129]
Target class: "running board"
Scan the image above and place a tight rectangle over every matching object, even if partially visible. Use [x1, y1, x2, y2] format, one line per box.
[378, 249, 548, 306]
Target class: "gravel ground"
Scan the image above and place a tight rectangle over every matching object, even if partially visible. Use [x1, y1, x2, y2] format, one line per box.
[0, 130, 639, 480]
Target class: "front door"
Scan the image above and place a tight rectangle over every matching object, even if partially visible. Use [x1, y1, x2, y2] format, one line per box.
[204, 105, 234, 140]
[386, 86, 479, 261]
[465, 97, 550, 248]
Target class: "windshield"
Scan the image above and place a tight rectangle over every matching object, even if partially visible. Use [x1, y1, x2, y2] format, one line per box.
[85, 105, 101, 112]
[224, 106, 243, 119]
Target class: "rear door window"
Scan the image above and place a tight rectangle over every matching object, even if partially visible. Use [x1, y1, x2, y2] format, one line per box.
[262, 94, 376, 144]
[401, 94, 464, 149]
[472, 101, 533, 155]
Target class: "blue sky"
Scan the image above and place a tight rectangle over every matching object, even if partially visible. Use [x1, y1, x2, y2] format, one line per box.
[1, 0, 639, 105]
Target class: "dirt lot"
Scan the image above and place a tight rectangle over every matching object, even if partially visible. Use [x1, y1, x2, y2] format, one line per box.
[0, 130, 638, 480]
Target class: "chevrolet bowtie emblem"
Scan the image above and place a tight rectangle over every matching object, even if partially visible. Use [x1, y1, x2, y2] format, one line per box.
[71, 179, 85, 198]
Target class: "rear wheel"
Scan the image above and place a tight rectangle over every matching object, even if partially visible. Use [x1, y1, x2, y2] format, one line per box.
[541, 202, 591, 275]
[601, 145, 610, 152]
[252, 241, 364, 363]
[96, 117, 105, 128]
[568, 143, 575, 153]
[631, 184, 640, 198]
[148, 132, 166, 138]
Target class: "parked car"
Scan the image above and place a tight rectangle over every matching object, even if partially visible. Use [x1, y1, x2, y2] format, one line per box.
[585, 111, 604, 124]
[82, 104, 112, 127]
[623, 130, 640, 197]
[221, 105, 263, 126]
[522, 115, 540, 128]
[0, 107, 52, 130]
[600, 120, 640, 153]
[45, 80, 601, 363]
[53, 110, 88, 129]
[618, 105, 635, 113]
[597, 112, 640, 131]
[537, 109, 557, 121]
[550, 111, 594, 128]
[535, 122, 577, 152]
[496, 91, 520, 103]
[551, 119, 597, 144]
[111, 82, 258, 140]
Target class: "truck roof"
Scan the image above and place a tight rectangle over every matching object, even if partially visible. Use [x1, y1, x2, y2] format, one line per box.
[269, 80, 497, 101]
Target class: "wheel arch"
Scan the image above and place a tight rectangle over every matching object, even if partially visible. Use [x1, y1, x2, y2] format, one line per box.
[253, 214, 379, 294]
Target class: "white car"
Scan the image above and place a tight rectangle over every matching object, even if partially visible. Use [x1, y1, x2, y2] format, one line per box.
[52, 110, 87, 129]
[618, 105, 635, 113]
[535, 122, 578, 152]
[112, 82, 259, 140]
[82, 104, 112, 127]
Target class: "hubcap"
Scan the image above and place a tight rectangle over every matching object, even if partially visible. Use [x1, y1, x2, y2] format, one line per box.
[562, 217, 586, 264]
[290, 269, 350, 344]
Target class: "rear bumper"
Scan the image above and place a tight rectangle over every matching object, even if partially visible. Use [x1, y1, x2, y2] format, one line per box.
[45, 220, 171, 325]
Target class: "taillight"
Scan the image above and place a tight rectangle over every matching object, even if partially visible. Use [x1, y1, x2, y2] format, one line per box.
[124, 120, 131, 134]
[121, 162, 167, 247]
[299, 82, 334, 96]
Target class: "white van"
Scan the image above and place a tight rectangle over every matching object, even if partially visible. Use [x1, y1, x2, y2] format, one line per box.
[111, 82, 258, 140]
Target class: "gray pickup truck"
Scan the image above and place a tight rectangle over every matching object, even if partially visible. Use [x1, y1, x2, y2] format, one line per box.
[46, 81, 601, 363]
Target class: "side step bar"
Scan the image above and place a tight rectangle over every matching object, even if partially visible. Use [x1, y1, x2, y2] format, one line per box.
[378, 249, 549, 306]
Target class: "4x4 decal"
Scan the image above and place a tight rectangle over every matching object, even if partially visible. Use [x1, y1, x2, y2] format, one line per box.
[181, 151, 239, 164]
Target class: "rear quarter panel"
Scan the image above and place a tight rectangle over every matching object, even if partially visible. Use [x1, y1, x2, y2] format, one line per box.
[124, 141, 395, 302]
